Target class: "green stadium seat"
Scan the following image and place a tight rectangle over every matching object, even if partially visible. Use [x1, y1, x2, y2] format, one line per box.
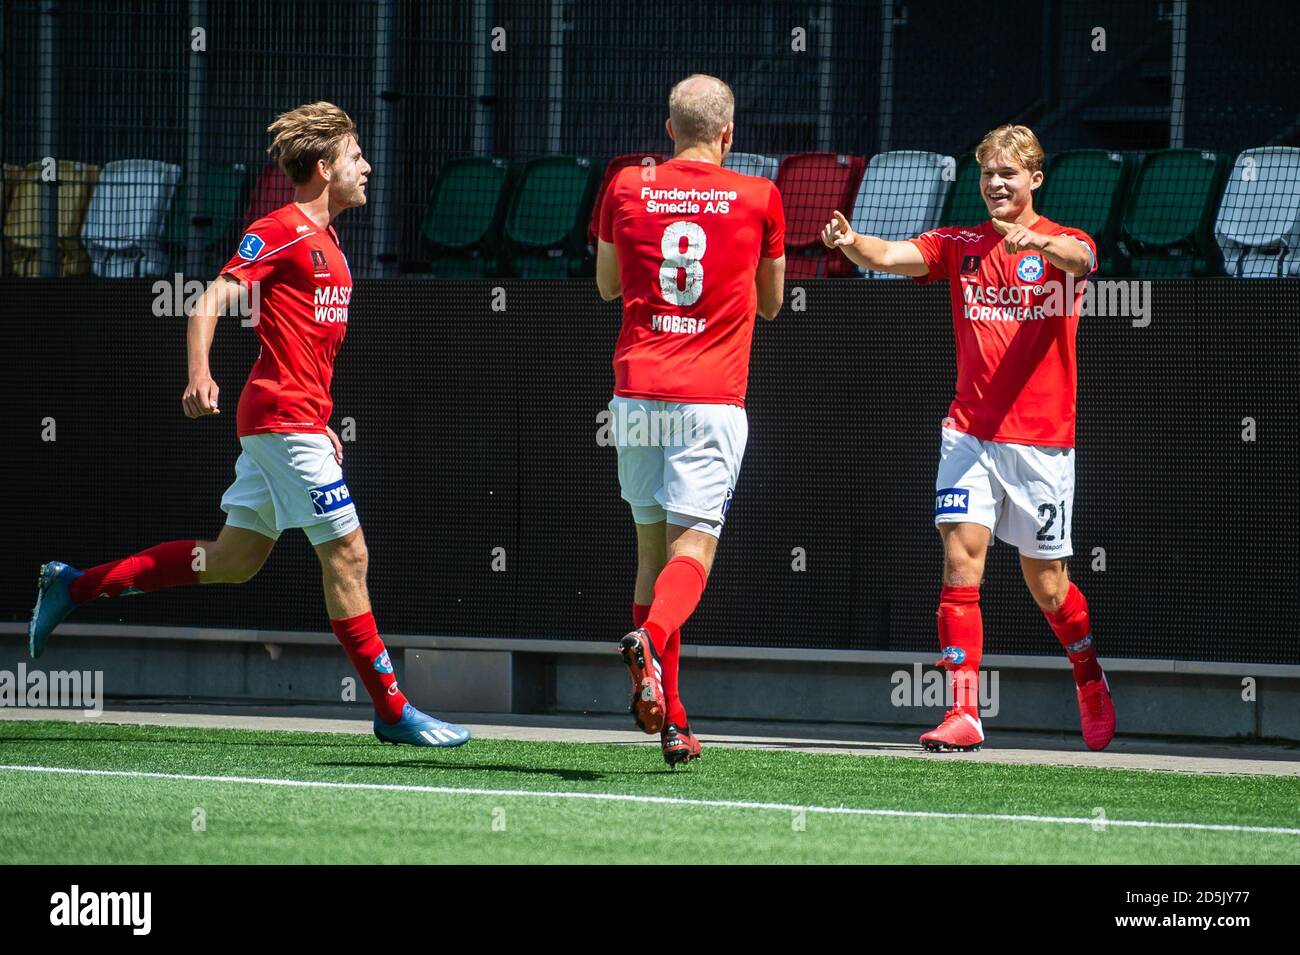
[502, 155, 598, 277]
[938, 154, 987, 228]
[419, 157, 512, 277]
[165, 162, 250, 272]
[1119, 149, 1229, 277]
[1036, 150, 1131, 276]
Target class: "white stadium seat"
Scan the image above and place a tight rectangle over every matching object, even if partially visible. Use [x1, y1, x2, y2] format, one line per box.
[1214, 147, 1300, 278]
[723, 151, 780, 181]
[848, 150, 953, 279]
[81, 159, 182, 278]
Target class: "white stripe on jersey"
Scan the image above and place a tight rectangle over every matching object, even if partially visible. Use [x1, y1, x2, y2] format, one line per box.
[226, 231, 314, 271]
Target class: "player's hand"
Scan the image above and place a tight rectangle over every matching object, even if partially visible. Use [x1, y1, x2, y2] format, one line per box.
[822, 210, 856, 249]
[326, 426, 344, 464]
[991, 218, 1046, 254]
[182, 374, 220, 418]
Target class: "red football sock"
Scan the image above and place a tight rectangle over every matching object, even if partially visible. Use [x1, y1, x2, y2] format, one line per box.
[69, 539, 200, 604]
[937, 584, 983, 715]
[662, 629, 688, 727]
[632, 602, 650, 629]
[1044, 583, 1103, 685]
[331, 611, 408, 724]
[643, 556, 708, 655]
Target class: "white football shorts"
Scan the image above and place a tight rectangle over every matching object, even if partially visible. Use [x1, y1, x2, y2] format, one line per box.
[933, 425, 1075, 559]
[608, 396, 748, 538]
[221, 432, 360, 546]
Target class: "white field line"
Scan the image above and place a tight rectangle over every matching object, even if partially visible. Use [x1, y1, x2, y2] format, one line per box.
[2, 764, 1299, 836]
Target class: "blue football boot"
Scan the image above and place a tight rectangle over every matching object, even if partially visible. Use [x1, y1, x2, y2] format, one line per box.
[373, 702, 471, 747]
[28, 561, 85, 659]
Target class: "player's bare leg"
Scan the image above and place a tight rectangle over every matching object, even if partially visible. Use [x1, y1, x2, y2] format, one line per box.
[921, 522, 990, 751]
[28, 525, 276, 658]
[195, 525, 276, 584]
[314, 528, 469, 746]
[1022, 555, 1114, 750]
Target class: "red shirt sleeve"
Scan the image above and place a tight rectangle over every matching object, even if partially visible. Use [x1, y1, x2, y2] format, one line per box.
[598, 169, 624, 244]
[908, 229, 951, 284]
[762, 182, 786, 259]
[219, 216, 297, 287]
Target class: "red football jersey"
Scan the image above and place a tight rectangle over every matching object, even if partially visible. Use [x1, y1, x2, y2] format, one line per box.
[909, 215, 1097, 447]
[219, 203, 353, 437]
[599, 158, 785, 406]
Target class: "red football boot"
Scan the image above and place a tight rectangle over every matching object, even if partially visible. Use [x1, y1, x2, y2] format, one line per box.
[661, 722, 701, 767]
[619, 628, 666, 734]
[920, 707, 985, 752]
[1076, 672, 1116, 751]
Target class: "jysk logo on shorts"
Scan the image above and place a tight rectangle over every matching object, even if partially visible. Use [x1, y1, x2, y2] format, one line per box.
[934, 488, 970, 515]
[1016, 254, 1044, 282]
[940, 646, 967, 665]
[373, 651, 394, 674]
[309, 478, 352, 516]
[722, 487, 734, 517]
[237, 233, 265, 260]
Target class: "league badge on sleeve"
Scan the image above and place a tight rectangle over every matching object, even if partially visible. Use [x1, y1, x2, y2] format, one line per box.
[1016, 254, 1044, 282]
[237, 233, 266, 260]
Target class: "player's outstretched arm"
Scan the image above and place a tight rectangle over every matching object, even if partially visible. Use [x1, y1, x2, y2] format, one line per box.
[182, 275, 242, 419]
[756, 255, 785, 320]
[821, 210, 929, 278]
[596, 239, 622, 301]
[991, 218, 1092, 278]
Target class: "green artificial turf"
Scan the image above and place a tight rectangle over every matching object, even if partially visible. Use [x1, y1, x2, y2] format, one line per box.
[1, 720, 1297, 864]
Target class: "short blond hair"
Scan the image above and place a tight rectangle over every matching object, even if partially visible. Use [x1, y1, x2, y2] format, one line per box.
[668, 74, 735, 146]
[975, 124, 1045, 174]
[267, 101, 357, 184]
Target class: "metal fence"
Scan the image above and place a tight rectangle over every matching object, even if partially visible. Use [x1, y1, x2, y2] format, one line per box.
[2, 0, 1299, 279]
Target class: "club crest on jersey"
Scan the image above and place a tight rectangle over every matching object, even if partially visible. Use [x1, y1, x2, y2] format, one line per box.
[309, 478, 352, 515]
[237, 233, 265, 260]
[960, 255, 981, 276]
[934, 487, 970, 515]
[1016, 254, 1044, 282]
[310, 249, 329, 275]
[373, 651, 394, 674]
[940, 646, 967, 665]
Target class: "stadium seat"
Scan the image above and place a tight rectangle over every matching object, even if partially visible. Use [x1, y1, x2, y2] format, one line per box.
[420, 156, 512, 277]
[938, 153, 987, 229]
[1118, 149, 1229, 277]
[165, 162, 250, 273]
[1213, 147, 1300, 277]
[245, 162, 294, 225]
[81, 159, 182, 278]
[502, 155, 599, 278]
[1036, 150, 1131, 276]
[775, 152, 866, 278]
[3, 160, 99, 277]
[586, 153, 667, 255]
[836, 150, 953, 278]
[724, 151, 780, 181]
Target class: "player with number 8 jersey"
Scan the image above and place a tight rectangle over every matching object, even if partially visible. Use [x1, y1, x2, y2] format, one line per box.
[596, 74, 785, 765]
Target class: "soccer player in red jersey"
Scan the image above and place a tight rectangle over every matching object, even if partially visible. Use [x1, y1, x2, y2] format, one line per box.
[823, 124, 1115, 752]
[597, 75, 786, 765]
[27, 102, 470, 748]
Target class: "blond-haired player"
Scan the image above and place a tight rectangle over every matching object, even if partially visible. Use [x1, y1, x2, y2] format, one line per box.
[27, 103, 470, 748]
[823, 124, 1115, 751]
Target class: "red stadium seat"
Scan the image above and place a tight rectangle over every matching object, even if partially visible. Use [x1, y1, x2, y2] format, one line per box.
[775, 152, 866, 278]
[586, 153, 668, 251]
[244, 162, 294, 226]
